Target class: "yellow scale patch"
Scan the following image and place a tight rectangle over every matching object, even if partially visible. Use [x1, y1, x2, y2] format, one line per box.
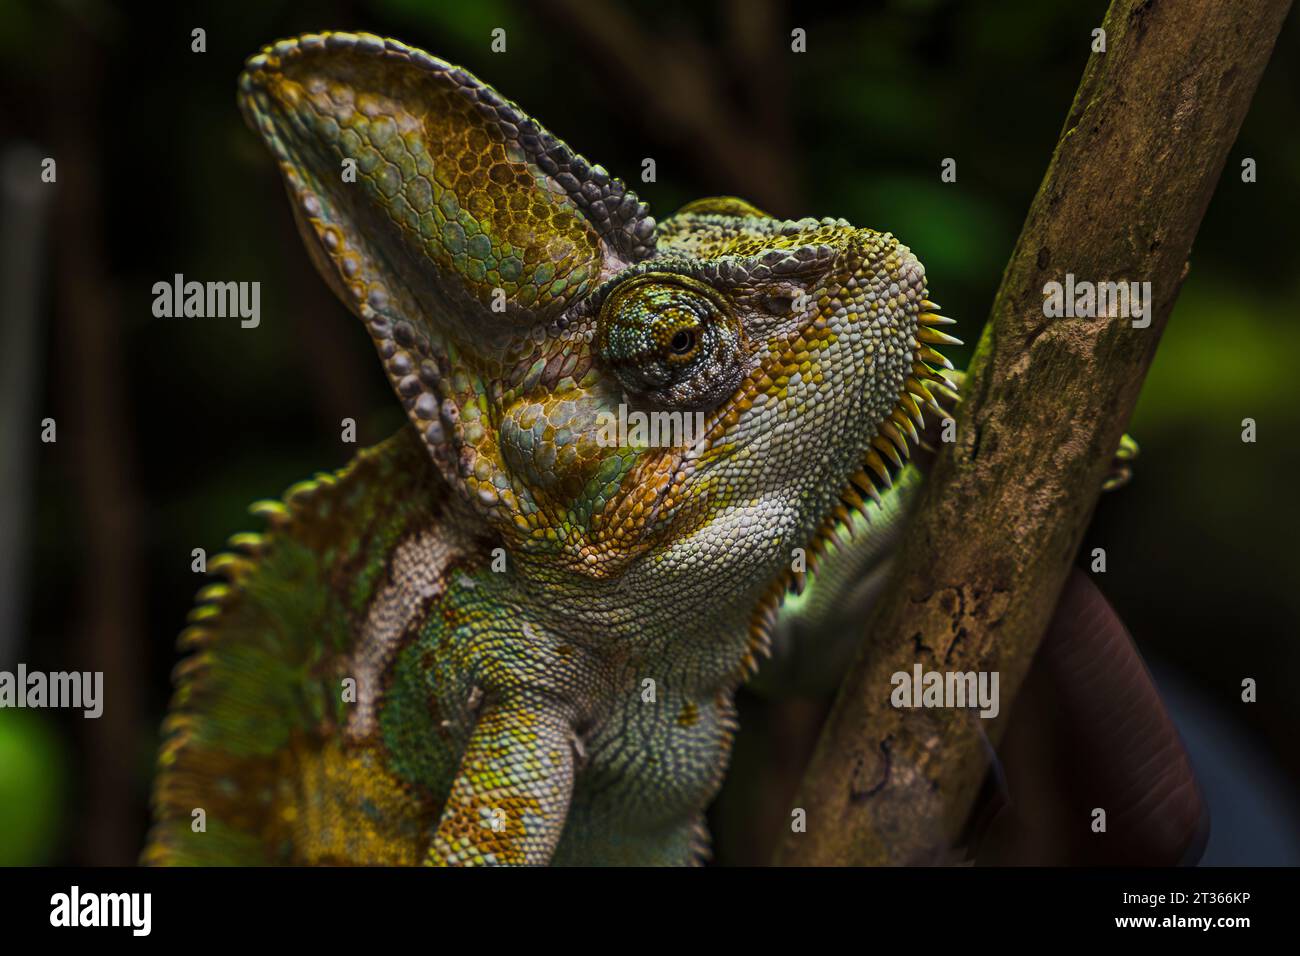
[276, 736, 435, 865]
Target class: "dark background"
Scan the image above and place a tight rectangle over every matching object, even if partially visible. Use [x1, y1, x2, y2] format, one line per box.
[0, 0, 1296, 865]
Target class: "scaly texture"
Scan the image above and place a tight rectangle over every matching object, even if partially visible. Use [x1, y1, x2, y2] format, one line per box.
[146, 32, 958, 866]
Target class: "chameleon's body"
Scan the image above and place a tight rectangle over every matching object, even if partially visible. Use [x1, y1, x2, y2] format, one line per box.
[145, 32, 963, 866]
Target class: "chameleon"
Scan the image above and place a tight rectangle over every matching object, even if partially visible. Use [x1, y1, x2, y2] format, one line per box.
[144, 31, 1126, 866]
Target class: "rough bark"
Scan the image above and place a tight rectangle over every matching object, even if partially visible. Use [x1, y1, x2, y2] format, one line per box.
[776, 0, 1293, 866]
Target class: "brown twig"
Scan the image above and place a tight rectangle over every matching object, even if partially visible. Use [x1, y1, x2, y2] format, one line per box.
[776, 0, 1293, 866]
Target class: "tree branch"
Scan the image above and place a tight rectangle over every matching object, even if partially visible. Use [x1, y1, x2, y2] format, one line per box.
[775, 0, 1293, 866]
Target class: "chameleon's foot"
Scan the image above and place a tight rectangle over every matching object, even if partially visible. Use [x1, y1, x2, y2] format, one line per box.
[1102, 433, 1140, 492]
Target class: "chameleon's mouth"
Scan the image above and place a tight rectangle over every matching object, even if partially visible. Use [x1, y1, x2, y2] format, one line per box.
[633, 314, 961, 573]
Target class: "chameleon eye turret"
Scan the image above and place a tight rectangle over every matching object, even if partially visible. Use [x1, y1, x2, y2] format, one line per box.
[596, 273, 745, 410]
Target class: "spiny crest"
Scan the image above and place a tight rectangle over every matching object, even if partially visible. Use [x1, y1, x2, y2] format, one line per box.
[168, 434, 429, 663]
[742, 300, 962, 665]
[859, 300, 960, 503]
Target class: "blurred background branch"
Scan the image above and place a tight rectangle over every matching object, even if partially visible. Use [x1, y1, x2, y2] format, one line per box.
[51, 20, 145, 864]
[535, 0, 802, 212]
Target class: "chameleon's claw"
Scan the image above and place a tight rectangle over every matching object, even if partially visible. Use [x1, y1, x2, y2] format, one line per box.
[1101, 470, 1133, 492]
[1102, 435, 1139, 491]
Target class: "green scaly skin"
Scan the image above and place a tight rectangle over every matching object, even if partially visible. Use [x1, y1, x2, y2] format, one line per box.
[145, 31, 967, 866]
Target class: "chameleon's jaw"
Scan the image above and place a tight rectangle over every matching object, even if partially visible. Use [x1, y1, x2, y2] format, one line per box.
[682, 232, 954, 494]
[631, 232, 960, 619]
[723, 236, 960, 674]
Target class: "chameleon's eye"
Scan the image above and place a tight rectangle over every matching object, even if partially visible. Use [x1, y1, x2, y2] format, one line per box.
[597, 274, 745, 411]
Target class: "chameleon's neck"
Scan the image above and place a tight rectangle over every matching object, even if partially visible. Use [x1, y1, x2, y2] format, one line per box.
[507, 547, 771, 694]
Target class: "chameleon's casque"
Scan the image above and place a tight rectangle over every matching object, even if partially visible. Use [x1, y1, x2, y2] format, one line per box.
[145, 32, 958, 865]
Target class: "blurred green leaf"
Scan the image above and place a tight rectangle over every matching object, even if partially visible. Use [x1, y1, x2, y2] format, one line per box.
[0, 710, 66, 865]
